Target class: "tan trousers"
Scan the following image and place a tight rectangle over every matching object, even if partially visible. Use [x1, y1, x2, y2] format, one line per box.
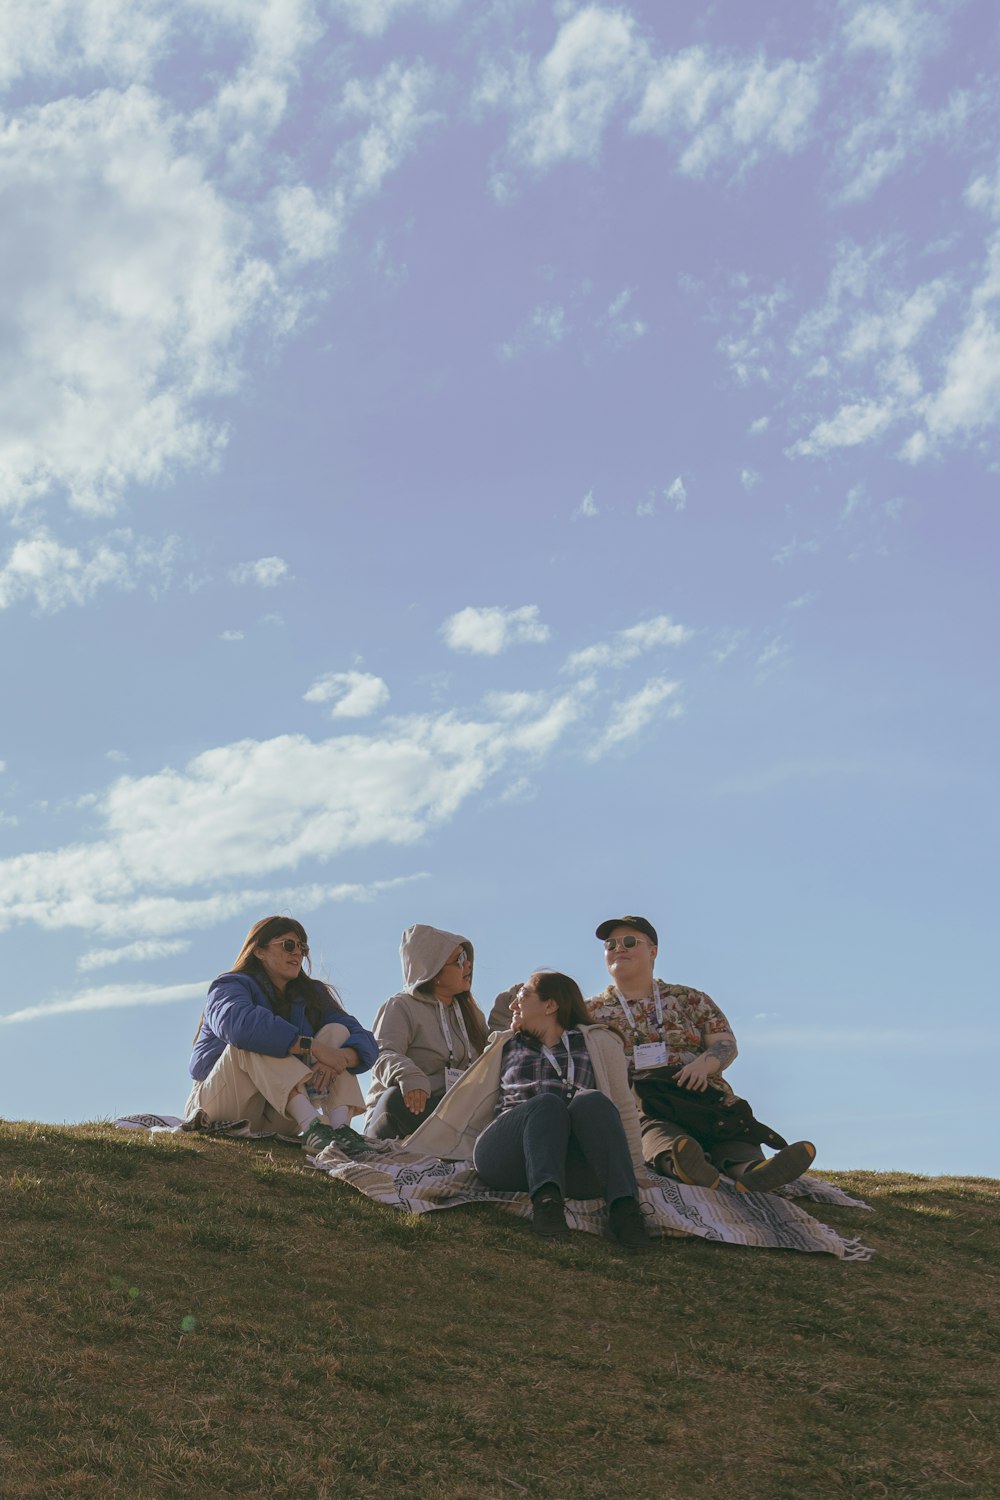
[185, 1022, 365, 1133]
[639, 1111, 763, 1174]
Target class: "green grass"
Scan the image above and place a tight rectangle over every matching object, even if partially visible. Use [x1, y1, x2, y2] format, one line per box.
[1, 1124, 996, 1499]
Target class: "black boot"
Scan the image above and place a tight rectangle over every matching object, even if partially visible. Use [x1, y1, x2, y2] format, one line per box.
[531, 1185, 569, 1240]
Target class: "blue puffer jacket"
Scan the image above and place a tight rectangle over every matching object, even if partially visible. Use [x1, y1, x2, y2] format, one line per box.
[189, 970, 378, 1082]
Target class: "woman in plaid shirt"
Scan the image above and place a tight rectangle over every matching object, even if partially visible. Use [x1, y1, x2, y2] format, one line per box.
[470, 971, 652, 1250]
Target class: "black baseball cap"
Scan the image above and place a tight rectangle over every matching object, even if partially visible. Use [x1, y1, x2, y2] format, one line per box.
[595, 915, 658, 945]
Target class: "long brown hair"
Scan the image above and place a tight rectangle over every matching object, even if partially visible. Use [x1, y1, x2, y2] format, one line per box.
[417, 978, 489, 1057]
[532, 971, 593, 1031]
[194, 915, 344, 1042]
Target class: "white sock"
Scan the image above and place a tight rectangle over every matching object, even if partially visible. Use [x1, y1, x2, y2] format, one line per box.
[287, 1092, 321, 1131]
[324, 1105, 349, 1129]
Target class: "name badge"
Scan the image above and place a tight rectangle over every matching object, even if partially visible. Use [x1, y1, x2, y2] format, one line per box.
[444, 1066, 466, 1092]
[632, 1041, 668, 1070]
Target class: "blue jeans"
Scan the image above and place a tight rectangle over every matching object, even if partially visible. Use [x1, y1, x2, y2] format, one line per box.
[473, 1091, 637, 1203]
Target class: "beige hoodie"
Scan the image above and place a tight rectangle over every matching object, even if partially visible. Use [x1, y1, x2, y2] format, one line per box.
[365, 924, 484, 1106]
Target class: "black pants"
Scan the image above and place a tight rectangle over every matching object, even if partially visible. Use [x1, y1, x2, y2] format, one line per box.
[364, 1084, 446, 1141]
[473, 1091, 637, 1202]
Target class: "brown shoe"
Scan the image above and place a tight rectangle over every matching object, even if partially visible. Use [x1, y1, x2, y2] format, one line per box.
[669, 1136, 721, 1190]
[738, 1141, 816, 1193]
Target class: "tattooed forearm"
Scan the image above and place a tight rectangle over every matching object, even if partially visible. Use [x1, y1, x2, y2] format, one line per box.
[704, 1037, 737, 1070]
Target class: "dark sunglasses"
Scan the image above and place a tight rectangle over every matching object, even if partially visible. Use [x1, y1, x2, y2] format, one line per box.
[604, 935, 646, 952]
[275, 937, 308, 956]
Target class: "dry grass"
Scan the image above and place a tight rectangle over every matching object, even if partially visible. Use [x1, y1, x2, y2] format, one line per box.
[1, 1123, 996, 1499]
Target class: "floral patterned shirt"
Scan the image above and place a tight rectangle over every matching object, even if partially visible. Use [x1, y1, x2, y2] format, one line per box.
[584, 980, 735, 1069]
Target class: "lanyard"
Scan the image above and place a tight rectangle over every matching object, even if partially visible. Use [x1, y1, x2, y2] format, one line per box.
[437, 1000, 469, 1063]
[615, 983, 664, 1035]
[541, 1034, 576, 1094]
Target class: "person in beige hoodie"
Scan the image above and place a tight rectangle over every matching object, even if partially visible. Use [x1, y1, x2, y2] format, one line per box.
[363, 924, 490, 1141]
[403, 971, 653, 1249]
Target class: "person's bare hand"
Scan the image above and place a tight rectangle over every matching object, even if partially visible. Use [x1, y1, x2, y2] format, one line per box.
[309, 1064, 337, 1093]
[673, 1055, 720, 1092]
[310, 1039, 350, 1073]
[404, 1088, 429, 1115]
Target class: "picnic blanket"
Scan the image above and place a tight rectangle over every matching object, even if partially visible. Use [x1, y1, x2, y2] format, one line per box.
[307, 1143, 873, 1259]
[115, 1114, 871, 1259]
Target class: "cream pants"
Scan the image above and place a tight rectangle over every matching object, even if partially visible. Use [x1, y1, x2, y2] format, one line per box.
[185, 1021, 365, 1133]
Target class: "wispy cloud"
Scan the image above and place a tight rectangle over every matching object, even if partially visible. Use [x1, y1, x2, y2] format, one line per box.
[0, 529, 178, 612]
[665, 476, 687, 510]
[1, 980, 209, 1026]
[498, 304, 569, 360]
[574, 488, 598, 519]
[565, 615, 691, 673]
[831, 0, 970, 204]
[230, 556, 291, 588]
[631, 47, 820, 178]
[442, 605, 550, 655]
[588, 677, 681, 758]
[303, 671, 391, 719]
[78, 937, 192, 972]
[329, 0, 463, 39]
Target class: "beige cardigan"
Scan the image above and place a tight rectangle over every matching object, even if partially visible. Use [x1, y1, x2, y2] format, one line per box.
[402, 1024, 645, 1171]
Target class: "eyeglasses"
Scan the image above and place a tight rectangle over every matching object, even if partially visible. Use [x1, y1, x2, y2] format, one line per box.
[274, 937, 308, 956]
[444, 948, 470, 968]
[603, 935, 648, 952]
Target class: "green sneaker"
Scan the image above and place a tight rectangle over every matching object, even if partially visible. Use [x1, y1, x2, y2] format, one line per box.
[301, 1122, 372, 1159]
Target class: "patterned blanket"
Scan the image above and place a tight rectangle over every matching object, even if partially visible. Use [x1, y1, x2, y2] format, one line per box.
[308, 1142, 872, 1259]
[114, 1113, 872, 1259]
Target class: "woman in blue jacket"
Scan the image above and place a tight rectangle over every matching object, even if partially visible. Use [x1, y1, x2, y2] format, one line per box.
[187, 915, 377, 1158]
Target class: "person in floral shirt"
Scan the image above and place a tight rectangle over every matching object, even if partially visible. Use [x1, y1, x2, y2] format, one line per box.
[586, 915, 815, 1193]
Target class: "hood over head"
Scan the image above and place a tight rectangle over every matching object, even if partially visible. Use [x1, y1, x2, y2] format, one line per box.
[399, 924, 474, 995]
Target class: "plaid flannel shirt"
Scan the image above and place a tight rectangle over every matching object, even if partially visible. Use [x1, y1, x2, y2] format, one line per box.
[496, 1028, 596, 1116]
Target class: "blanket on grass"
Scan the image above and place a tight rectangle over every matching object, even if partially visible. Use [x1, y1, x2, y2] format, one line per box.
[116, 1112, 872, 1260]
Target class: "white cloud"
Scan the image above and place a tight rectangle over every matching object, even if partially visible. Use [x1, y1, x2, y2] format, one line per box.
[328, 0, 463, 37]
[748, 416, 770, 435]
[588, 677, 681, 759]
[755, 636, 789, 680]
[481, 10, 819, 185]
[832, 0, 970, 204]
[338, 59, 442, 202]
[1, 980, 209, 1026]
[78, 937, 192, 972]
[499, 304, 569, 360]
[482, 5, 648, 172]
[0, 528, 177, 612]
[789, 399, 896, 457]
[273, 184, 341, 263]
[0, 0, 169, 92]
[220, 629, 245, 641]
[574, 489, 598, 518]
[481, 690, 546, 718]
[604, 288, 646, 344]
[230, 556, 291, 587]
[303, 671, 391, 718]
[631, 47, 820, 177]
[665, 476, 686, 510]
[565, 615, 692, 673]
[0, 692, 595, 936]
[441, 605, 550, 656]
[740, 468, 761, 491]
[773, 538, 821, 565]
[0, 86, 283, 518]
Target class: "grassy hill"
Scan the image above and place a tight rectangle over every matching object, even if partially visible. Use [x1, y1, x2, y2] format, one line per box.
[1, 1123, 996, 1500]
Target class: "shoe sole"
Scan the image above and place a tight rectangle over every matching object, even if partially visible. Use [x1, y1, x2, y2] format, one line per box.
[738, 1141, 816, 1193]
[671, 1136, 721, 1191]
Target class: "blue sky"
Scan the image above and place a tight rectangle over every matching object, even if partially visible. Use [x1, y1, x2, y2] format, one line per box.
[1, 0, 997, 1175]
